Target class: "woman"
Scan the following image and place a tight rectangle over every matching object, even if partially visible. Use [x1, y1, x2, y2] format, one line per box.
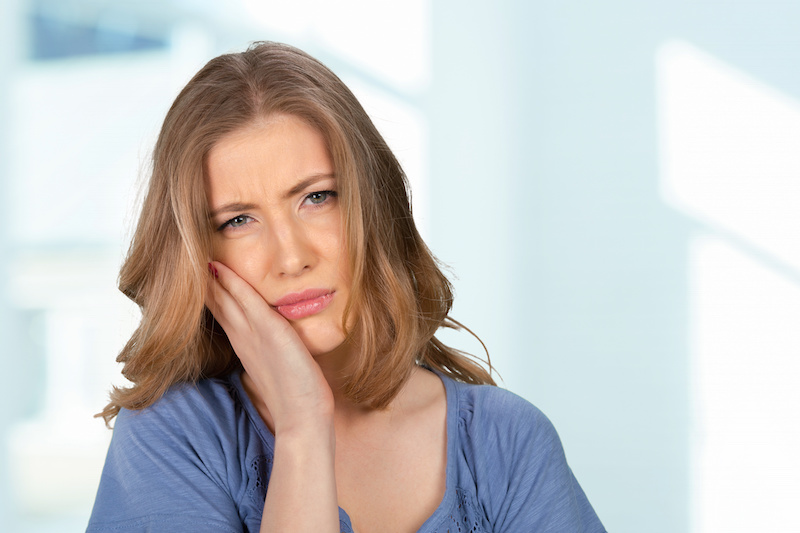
[88, 42, 605, 532]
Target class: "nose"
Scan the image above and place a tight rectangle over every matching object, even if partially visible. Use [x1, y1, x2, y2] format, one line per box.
[269, 218, 315, 278]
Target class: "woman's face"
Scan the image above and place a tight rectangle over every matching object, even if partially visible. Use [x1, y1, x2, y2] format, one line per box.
[205, 114, 351, 357]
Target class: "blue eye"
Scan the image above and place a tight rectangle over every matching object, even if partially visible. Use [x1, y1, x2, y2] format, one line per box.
[218, 215, 252, 231]
[305, 190, 337, 205]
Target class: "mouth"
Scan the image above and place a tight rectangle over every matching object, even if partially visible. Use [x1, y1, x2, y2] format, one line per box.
[272, 289, 335, 320]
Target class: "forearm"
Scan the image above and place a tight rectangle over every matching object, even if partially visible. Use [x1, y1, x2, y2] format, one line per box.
[206, 262, 341, 531]
[259, 420, 339, 532]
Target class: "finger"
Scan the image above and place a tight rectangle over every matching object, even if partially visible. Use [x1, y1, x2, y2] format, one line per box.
[209, 262, 308, 361]
[205, 264, 249, 332]
[207, 262, 295, 349]
[209, 261, 280, 326]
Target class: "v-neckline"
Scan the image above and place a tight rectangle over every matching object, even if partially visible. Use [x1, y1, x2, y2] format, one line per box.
[230, 367, 459, 532]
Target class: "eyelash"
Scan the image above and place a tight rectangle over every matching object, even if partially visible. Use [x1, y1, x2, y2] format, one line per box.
[216, 215, 252, 232]
[215, 190, 337, 232]
[304, 190, 337, 206]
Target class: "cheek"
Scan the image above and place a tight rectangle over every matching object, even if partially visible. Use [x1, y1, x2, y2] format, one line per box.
[214, 240, 269, 283]
[316, 213, 348, 268]
[336, 252, 351, 285]
[320, 233, 349, 283]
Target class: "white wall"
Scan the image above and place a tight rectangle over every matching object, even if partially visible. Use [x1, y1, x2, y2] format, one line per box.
[427, 2, 800, 532]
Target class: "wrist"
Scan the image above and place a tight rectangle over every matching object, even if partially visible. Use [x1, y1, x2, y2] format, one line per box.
[275, 413, 335, 444]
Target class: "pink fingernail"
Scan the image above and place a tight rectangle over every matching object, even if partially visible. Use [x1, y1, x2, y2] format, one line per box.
[208, 263, 218, 278]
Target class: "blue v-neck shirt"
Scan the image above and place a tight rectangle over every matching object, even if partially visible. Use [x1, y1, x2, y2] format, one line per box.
[88, 368, 605, 532]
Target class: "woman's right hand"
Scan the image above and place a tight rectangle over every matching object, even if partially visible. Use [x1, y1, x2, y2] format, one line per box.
[206, 261, 340, 532]
[204, 260, 335, 435]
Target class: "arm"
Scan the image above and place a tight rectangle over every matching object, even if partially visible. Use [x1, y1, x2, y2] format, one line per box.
[206, 261, 340, 533]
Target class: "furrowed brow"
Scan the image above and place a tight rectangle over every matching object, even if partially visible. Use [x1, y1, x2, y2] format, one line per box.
[208, 202, 258, 220]
[208, 174, 336, 219]
[284, 174, 336, 199]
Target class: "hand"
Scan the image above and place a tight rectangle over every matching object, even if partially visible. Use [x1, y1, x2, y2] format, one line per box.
[205, 261, 334, 434]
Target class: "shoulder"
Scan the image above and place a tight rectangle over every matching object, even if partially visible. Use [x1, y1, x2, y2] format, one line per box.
[110, 376, 245, 460]
[448, 378, 559, 450]
[443, 377, 606, 532]
[115, 376, 239, 434]
[89, 375, 258, 531]
[104, 375, 247, 480]
[442, 375, 566, 488]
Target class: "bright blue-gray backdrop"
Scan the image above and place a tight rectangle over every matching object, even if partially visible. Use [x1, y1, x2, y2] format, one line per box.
[2, 1, 799, 532]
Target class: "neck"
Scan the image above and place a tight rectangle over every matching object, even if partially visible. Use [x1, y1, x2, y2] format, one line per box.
[313, 336, 359, 403]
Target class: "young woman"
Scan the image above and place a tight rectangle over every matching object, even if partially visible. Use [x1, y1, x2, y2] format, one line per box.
[87, 42, 605, 533]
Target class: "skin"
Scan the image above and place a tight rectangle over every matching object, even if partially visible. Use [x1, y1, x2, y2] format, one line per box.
[204, 114, 447, 532]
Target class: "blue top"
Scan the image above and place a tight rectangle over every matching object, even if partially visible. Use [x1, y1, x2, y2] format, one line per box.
[87, 369, 605, 532]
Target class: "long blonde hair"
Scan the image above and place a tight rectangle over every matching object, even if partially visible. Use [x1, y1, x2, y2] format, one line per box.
[100, 41, 493, 424]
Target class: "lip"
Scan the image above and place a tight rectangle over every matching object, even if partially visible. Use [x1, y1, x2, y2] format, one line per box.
[272, 288, 335, 320]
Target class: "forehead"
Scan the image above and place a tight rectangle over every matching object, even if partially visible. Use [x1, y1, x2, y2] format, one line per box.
[205, 114, 334, 200]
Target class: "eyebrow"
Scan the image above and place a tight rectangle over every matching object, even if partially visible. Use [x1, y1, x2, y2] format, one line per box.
[208, 202, 259, 220]
[285, 173, 335, 198]
[208, 174, 336, 220]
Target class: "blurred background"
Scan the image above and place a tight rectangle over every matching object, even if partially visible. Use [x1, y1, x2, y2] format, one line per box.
[1, 0, 799, 531]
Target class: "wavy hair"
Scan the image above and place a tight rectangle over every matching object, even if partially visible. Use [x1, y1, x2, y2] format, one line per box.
[100, 42, 494, 424]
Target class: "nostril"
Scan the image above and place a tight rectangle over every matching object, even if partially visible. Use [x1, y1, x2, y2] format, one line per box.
[279, 263, 311, 277]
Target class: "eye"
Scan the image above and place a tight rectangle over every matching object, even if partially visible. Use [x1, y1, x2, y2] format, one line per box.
[304, 190, 337, 206]
[217, 215, 252, 231]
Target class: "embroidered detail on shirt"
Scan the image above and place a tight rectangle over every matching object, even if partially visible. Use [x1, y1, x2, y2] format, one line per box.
[431, 488, 486, 533]
[247, 455, 272, 505]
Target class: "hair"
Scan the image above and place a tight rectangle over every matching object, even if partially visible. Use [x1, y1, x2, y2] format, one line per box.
[99, 41, 494, 424]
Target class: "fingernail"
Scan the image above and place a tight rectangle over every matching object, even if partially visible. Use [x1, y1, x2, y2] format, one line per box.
[208, 262, 218, 278]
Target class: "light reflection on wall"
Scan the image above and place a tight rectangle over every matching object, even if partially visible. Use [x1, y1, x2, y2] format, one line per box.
[242, 0, 431, 92]
[658, 40, 800, 533]
[658, 40, 800, 271]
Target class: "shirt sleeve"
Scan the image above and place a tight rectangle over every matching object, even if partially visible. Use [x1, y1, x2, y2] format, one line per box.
[469, 387, 606, 532]
[87, 392, 245, 533]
